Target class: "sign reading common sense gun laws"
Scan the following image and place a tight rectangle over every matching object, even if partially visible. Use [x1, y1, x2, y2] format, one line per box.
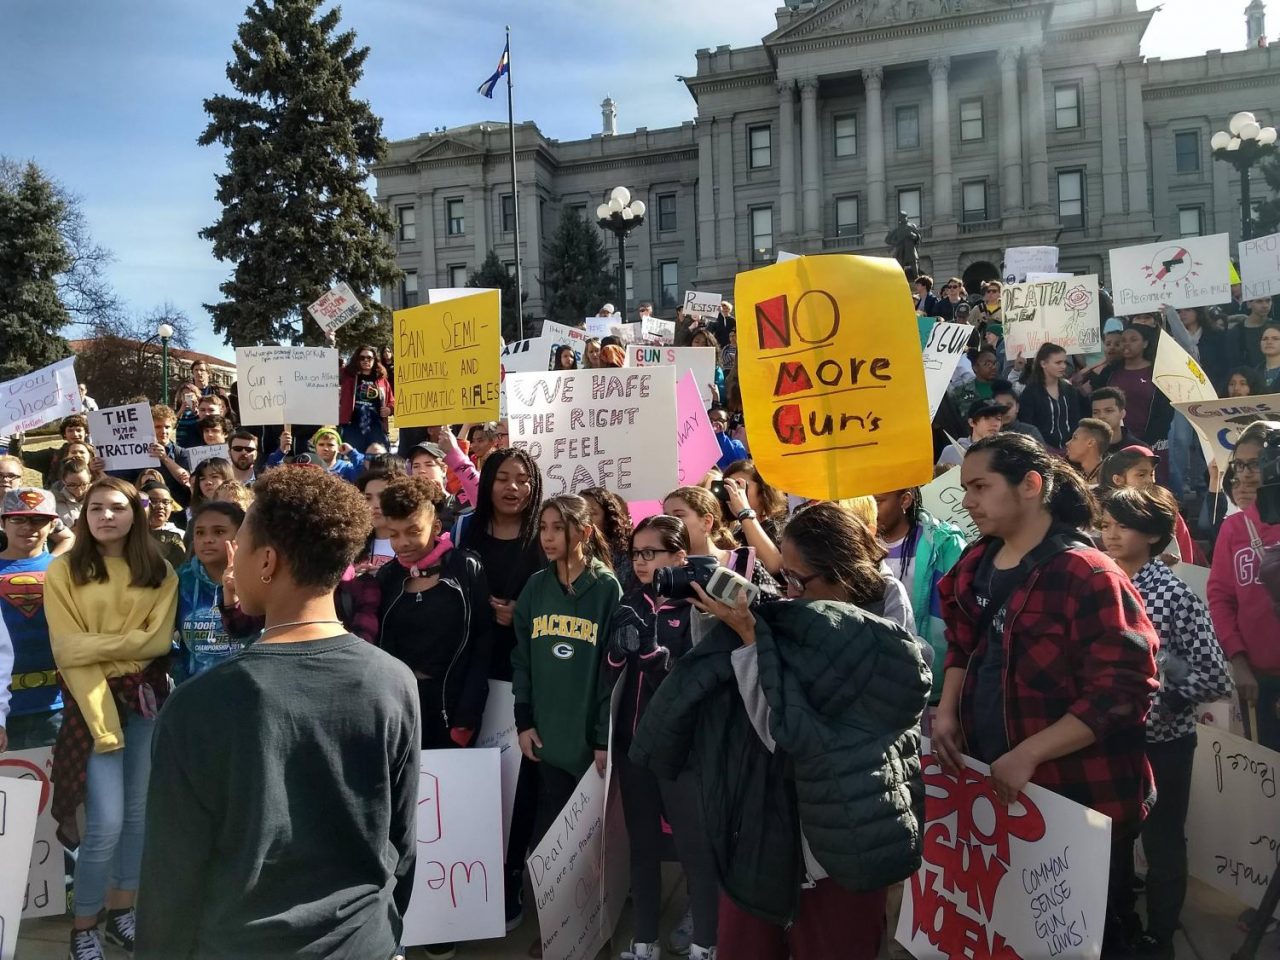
[395, 290, 501, 427]
[235, 347, 340, 426]
[734, 255, 932, 500]
[1000, 275, 1101, 357]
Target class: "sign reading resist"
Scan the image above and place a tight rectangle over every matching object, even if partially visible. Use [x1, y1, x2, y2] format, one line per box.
[682, 290, 722, 318]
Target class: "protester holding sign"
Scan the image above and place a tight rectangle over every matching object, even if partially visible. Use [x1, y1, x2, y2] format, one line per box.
[935, 433, 1159, 956]
[337, 343, 395, 452]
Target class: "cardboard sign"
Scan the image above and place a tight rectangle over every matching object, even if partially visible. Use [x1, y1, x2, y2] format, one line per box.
[610, 322, 642, 344]
[734, 254, 932, 500]
[919, 467, 979, 542]
[0, 775, 42, 959]
[1153, 335, 1219, 468]
[235, 347, 340, 427]
[642, 317, 676, 344]
[0, 748, 63, 922]
[1186, 726, 1280, 920]
[0, 357, 82, 438]
[181, 443, 230, 470]
[475, 680, 521, 850]
[395, 290, 501, 427]
[1003, 245, 1059, 283]
[506, 367, 678, 501]
[1172, 393, 1280, 474]
[306, 282, 363, 334]
[1000, 275, 1102, 357]
[627, 346, 717, 409]
[682, 290, 722, 318]
[675, 371, 722, 485]
[1239, 230, 1280, 301]
[500, 338, 558, 418]
[895, 744, 1112, 960]
[1108, 234, 1232, 311]
[922, 321, 972, 419]
[400, 748, 506, 946]
[88, 403, 159, 471]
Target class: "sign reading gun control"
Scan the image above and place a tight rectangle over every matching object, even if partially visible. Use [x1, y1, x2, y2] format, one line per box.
[734, 255, 932, 500]
[235, 347, 339, 426]
[395, 289, 501, 427]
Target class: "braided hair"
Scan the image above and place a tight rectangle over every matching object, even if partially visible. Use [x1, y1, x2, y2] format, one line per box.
[465, 446, 543, 553]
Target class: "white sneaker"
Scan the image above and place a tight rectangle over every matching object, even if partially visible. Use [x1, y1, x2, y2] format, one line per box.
[621, 943, 661, 960]
[688, 946, 717, 960]
[667, 908, 693, 955]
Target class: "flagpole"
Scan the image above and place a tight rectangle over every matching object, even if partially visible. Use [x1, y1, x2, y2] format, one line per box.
[505, 25, 524, 341]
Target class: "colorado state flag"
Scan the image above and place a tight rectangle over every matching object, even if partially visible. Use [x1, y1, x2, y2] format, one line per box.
[477, 42, 510, 98]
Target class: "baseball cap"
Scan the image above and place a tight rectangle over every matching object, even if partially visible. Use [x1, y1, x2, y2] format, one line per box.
[1, 487, 59, 519]
[412, 442, 446, 461]
[985, 323, 1004, 338]
[966, 399, 1010, 421]
[1103, 317, 1125, 335]
[1118, 444, 1160, 462]
[600, 303, 615, 314]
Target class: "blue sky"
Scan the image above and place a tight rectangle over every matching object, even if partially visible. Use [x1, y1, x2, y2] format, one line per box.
[1, 0, 1264, 357]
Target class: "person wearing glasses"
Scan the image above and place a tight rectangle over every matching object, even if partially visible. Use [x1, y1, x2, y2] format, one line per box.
[978, 279, 1003, 324]
[336, 342, 395, 454]
[226, 429, 259, 486]
[0, 455, 75, 556]
[935, 277, 968, 322]
[53, 459, 93, 529]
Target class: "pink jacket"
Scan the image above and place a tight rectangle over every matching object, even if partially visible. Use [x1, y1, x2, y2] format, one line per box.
[444, 446, 480, 508]
[1207, 504, 1280, 675]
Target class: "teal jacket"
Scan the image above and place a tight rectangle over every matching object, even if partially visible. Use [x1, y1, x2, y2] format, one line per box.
[174, 558, 253, 682]
[900, 510, 967, 701]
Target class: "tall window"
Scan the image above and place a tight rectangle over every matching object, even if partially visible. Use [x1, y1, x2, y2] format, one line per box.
[501, 193, 516, 232]
[446, 198, 465, 235]
[566, 202, 587, 222]
[1054, 85, 1080, 130]
[1178, 206, 1203, 237]
[1057, 170, 1084, 227]
[503, 260, 516, 276]
[897, 187, 922, 225]
[835, 196, 860, 238]
[448, 264, 467, 287]
[396, 205, 416, 242]
[895, 105, 920, 149]
[961, 181, 988, 223]
[400, 270, 418, 308]
[751, 206, 774, 262]
[960, 99, 984, 141]
[749, 126, 772, 168]
[834, 115, 857, 157]
[1174, 131, 1201, 173]
[657, 193, 678, 232]
[625, 265, 634, 302]
[659, 261, 679, 309]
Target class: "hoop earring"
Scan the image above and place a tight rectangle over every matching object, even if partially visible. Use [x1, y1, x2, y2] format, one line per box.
[261, 575, 272, 584]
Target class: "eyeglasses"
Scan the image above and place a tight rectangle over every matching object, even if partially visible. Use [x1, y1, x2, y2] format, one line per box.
[710, 418, 728, 426]
[358, 354, 375, 361]
[779, 567, 823, 592]
[0, 473, 22, 483]
[629, 548, 673, 562]
[230, 445, 256, 454]
[1234, 459, 1261, 473]
[146, 498, 173, 508]
[4, 516, 51, 528]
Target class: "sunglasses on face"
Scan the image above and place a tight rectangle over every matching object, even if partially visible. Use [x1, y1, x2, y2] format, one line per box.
[230, 445, 256, 454]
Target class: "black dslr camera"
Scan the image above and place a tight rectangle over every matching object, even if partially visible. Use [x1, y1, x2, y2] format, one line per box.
[653, 556, 761, 607]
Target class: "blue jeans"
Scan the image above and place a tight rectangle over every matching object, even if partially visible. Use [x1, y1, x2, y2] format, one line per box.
[73, 713, 156, 918]
[1166, 412, 1202, 502]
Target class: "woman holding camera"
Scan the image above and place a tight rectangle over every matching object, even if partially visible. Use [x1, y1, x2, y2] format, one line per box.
[632, 501, 930, 960]
[602, 516, 719, 960]
[662, 485, 777, 591]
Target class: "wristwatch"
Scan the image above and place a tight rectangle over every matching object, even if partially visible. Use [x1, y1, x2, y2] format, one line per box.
[736, 507, 757, 521]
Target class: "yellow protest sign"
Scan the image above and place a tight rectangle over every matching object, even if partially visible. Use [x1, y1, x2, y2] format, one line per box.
[734, 255, 932, 499]
[1229, 260, 1241, 285]
[394, 289, 501, 427]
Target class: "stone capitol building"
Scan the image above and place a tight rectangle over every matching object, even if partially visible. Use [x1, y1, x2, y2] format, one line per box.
[373, 0, 1279, 318]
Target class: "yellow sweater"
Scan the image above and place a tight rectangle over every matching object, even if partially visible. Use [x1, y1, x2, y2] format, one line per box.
[45, 556, 178, 753]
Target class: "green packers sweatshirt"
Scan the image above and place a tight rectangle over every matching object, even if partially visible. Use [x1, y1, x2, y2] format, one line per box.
[512, 557, 622, 777]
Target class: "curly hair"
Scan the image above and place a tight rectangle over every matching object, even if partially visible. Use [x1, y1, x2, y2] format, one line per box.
[580, 487, 633, 559]
[379, 475, 444, 522]
[783, 501, 886, 606]
[243, 467, 371, 590]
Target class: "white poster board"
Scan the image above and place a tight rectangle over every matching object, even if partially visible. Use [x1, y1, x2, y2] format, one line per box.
[1108, 234, 1232, 312]
[306, 282, 363, 334]
[919, 467, 979, 542]
[500, 338, 557, 418]
[1172, 393, 1280, 474]
[626, 346, 718, 409]
[475, 680, 521, 849]
[1239, 230, 1280, 301]
[1000, 275, 1102, 357]
[1003, 245, 1059, 283]
[235, 347, 340, 426]
[682, 290, 722, 318]
[0, 775, 42, 959]
[585, 317, 613, 338]
[642, 317, 676, 344]
[506, 367, 678, 501]
[1153, 335, 1219, 468]
[922, 321, 972, 419]
[610, 322, 642, 344]
[427, 287, 497, 305]
[400, 748, 506, 946]
[1186, 725, 1280, 920]
[181, 443, 230, 470]
[87, 403, 158, 471]
[0, 358, 82, 438]
[0, 749, 62, 923]
[895, 743, 1112, 960]
[1025, 272, 1074, 283]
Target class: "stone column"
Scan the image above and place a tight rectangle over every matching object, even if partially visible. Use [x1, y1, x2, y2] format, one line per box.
[523, 186, 541, 313]
[1099, 65, 1124, 217]
[696, 120, 716, 262]
[716, 119, 735, 261]
[1025, 46, 1050, 212]
[929, 57, 953, 222]
[1123, 63, 1150, 213]
[863, 66, 886, 230]
[799, 78, 821, 235]
[472, 180, 488, 262]
[777, 80, 798, 238]
[998, 47, 1024, 213]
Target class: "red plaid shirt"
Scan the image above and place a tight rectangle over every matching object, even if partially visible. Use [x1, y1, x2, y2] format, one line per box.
[940, 539, 1159, 829]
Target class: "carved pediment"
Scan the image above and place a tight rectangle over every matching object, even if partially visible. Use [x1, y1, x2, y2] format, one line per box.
[410, 136, 485, 162]
[770, 0, 1018, 42]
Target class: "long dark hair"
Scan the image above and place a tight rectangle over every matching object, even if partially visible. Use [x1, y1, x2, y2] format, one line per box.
[1026, 342, 1067, 391]
[581, 487, 632, 560]
[632, 514, 690, 555]
[1122, 323, 1159, 364]
[466, 447, 543, 553]
[540, 495, 612, 569]
[967, 433, 1096, 529]
[69, 476, 170, 587]
[556, 345, 578, 370]
[722, 459, 788, 522]
[783, 501, 887, 606]
[343, 344, 389, 380]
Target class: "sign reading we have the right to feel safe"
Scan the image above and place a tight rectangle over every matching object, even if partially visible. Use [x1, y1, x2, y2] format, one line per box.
[395, 289, 501, 427]
[734, 254, 932, 501]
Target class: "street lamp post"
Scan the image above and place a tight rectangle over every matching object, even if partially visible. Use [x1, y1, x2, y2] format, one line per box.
[1210, 111, 1277, 242]
[596, 187, 646, 322]
[157, 322, 174, 406]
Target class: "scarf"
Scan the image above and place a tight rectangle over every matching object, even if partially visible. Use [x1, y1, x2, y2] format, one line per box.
[396, 533, 453, 578]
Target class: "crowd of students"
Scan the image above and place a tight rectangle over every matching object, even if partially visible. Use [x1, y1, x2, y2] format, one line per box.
[0, 286, 1278, 960]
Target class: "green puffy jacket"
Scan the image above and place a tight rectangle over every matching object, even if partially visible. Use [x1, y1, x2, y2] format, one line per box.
[630, 599, 930, 925]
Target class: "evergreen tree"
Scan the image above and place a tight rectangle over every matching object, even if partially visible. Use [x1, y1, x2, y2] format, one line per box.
[199, 0, 401, 349]
[1254, 153, 1280, 238]
[0, 162, 73, 380]
[541, 209, 616, 326]
[468, 250, 529, 343]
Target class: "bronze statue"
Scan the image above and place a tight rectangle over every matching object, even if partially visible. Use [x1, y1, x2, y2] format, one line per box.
[885, 211, 921, 280]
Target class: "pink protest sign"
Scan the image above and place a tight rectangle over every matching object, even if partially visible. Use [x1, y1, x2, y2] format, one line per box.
[676, 371, 721, 485]
[628, 500, 664, 525]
